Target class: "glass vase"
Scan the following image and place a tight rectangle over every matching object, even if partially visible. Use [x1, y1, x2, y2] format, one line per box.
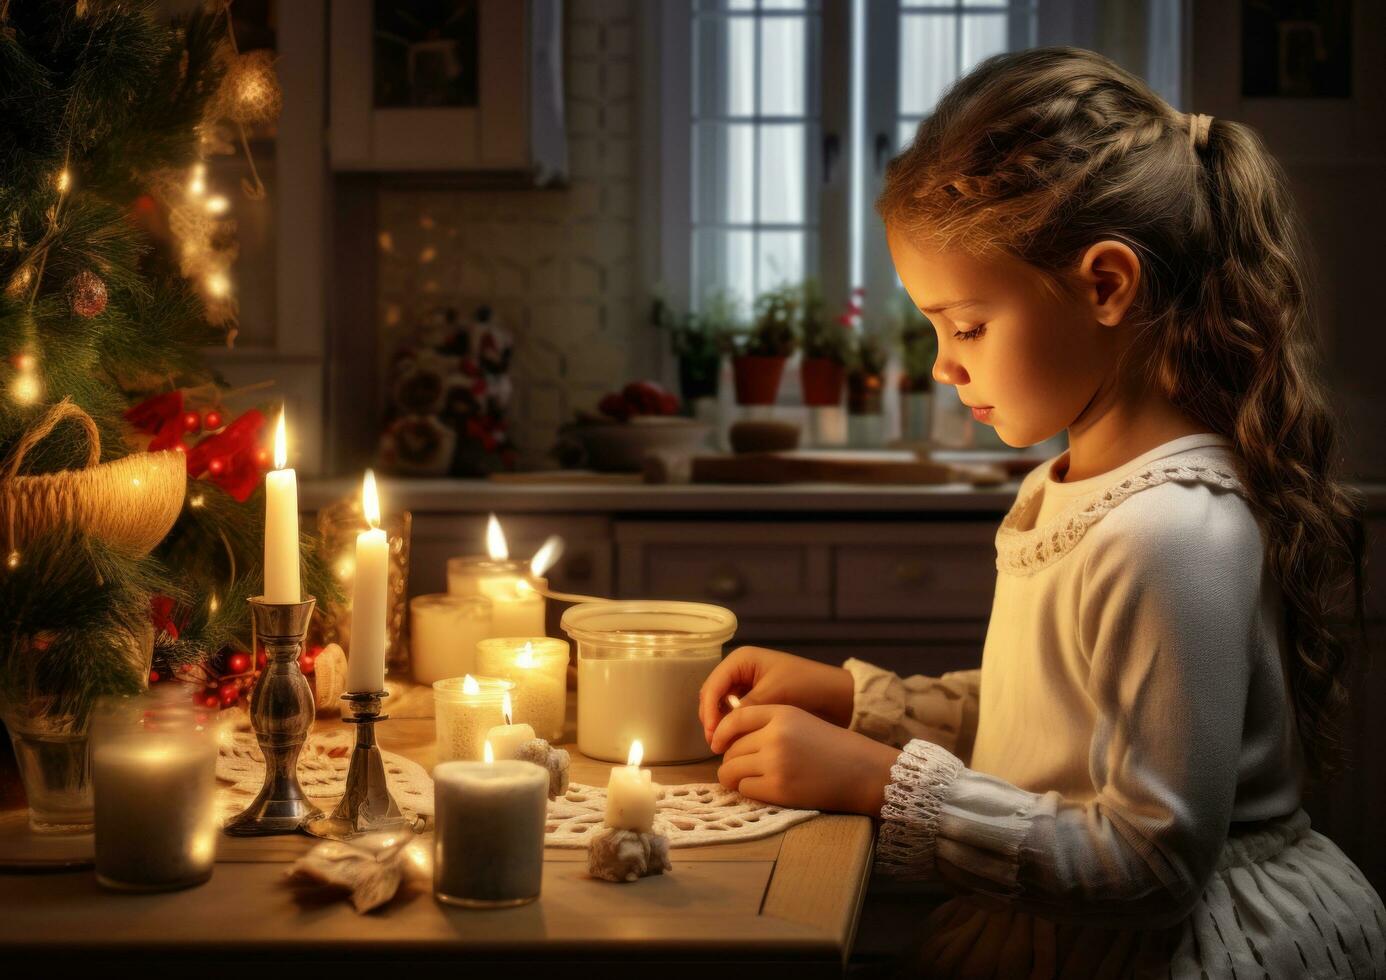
[1, 707, 94, 833]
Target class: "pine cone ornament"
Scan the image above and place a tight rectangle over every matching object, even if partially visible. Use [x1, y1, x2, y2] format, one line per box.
[66, 270, 108, 318]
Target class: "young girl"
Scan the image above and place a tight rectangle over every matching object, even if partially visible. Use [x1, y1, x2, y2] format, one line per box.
[698, 47, 1385, 978]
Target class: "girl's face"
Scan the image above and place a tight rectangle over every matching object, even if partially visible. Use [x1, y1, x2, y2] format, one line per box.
[887, 227, 1124, 448]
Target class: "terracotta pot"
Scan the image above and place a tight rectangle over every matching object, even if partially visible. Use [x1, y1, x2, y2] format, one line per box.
[731, 355, 788, 406]
[800, 357, 846, 407]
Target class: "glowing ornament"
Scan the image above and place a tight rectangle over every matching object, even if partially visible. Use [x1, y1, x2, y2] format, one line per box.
[222, 50, 283, 125]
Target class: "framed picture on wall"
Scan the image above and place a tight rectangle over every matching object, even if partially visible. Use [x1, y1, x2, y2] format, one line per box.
[1241, 0, 1352, 98]
[330, 0, 567, 181]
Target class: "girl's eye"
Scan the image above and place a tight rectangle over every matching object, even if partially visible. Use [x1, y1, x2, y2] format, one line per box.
[952, 324, 987, 342]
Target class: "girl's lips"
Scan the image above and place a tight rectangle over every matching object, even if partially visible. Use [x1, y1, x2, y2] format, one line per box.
[971, 406, 994, 422]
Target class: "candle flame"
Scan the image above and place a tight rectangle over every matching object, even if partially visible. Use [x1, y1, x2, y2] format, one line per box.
[516, 642, 535, 668]
[483, 740, 495, 764]
[530, 535, 564, 577]
[273, 410, 287, 470]
[462, 674, 480, 695]
[502, 690, 513, 726]
[362, 469, 380, 528]
[627, 740, 644, 768]
[485, 513, 508, 560]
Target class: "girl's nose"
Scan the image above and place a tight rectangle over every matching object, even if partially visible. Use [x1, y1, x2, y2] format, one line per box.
[933, 354, 969, 387]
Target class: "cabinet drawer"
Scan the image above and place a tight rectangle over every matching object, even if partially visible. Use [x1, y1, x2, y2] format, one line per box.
[835, 526, 997, 620]
[616, 522, 830, 620]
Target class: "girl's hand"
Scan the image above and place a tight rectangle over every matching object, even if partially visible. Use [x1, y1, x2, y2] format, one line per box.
[698, 646, 855, 746]
[712, 704, 899, 815]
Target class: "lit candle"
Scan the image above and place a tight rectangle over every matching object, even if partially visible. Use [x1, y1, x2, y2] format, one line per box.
[433, 756, 548, 908]
[262, 410, 301, 603]
[433, 674, 515, 762]
[446, 517, 555, 639]
[476, 637, 569, 741]
[92, 701, 220, 892]
[604, 740, 657, 833]
[346, 470, 387, 693]
[483, 692, 537, 761]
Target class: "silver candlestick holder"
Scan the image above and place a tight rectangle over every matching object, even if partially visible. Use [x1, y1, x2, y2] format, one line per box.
[225, 596, 323, 836]
[305, 691, 423, 841]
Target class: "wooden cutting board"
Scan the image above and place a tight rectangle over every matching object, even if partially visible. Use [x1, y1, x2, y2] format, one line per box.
[687, 451, 1008, 486]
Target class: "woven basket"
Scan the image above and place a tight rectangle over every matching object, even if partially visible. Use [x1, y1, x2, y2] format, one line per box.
[0, 398, 186, 557]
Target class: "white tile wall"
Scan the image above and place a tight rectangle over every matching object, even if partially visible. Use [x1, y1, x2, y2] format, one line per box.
[375, 0, 642, 468]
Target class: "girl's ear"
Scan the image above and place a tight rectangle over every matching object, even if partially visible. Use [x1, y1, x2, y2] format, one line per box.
[1077, 240, 1142, 327]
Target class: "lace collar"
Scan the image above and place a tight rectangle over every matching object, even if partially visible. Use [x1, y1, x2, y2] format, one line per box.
[994, 450, 1247, 576]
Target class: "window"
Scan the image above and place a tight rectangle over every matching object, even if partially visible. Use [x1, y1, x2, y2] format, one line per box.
[658, 1, 1184, 324]
[689, 1, 821, 313]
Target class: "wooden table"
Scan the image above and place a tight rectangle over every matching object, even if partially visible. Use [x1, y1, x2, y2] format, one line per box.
[0, 715, 874, 976]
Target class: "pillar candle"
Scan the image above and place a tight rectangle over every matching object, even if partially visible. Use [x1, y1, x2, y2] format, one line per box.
[346, 470, 387, 693]
[483, 692, 536, 760]
[476, 637, 569, 741]
[410, 594, 493, 685]
[604, 740, 657, 833]
[433, 759, 548, 908]
[263, 410, 301, 603]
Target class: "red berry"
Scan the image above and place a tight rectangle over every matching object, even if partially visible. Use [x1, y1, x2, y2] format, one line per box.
[204, 410, 223, 430]
[227, 652, 251, 674]
[183, 411, 202, 433]
[219, 682, 239, 707]
[203, 695, 219, 709]
[208, 457, 226, 476]
[148, 670, 160, 684]
[299, 654, 316, 675]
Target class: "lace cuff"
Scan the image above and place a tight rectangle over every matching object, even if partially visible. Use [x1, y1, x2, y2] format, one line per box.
[876, 738, 965, 880]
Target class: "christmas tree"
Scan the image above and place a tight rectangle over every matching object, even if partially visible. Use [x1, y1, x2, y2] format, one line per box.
[0, 1, 332, 722]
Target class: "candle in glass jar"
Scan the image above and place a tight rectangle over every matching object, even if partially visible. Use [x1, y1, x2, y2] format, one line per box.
[565, 600, 736, 764]
[92, 701, 220, 892]
[433, 756, 548, 908]
[409, 594, 493, 685]
[604, 740, 657, 833]
[433, 674, 515, 762]
[483, 692, 536, 760]
[346, 470, 387, 693]
[263, 410, 301, 603]
[476, 637, 569, 741]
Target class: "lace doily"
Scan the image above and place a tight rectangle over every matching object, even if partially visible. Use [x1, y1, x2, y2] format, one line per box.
[543, 782, 816, 848]
[217, 734, 817, 846]
[994, 453, 1246, 576]
[215, 731, 435, 827]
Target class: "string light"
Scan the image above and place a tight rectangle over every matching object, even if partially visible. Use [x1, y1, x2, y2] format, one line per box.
[188, 163, 206, 197]
[10, 352, 41, 405]
[56, 169, 71, 193]
[206, 272, 230, 298]
[6, 551, 18, 570]
[204, 195, 228, 215]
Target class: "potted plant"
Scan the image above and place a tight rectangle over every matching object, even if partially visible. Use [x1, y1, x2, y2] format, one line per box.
[732, 285, 799, 406]
[799, 282, 852, 407]
[650, 289, 736, 405]
[895, 293, 937, 443]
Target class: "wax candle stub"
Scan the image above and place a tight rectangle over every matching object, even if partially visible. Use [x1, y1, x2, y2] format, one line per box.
[604, 740, 658, 833]
[483, 691, 537, 761]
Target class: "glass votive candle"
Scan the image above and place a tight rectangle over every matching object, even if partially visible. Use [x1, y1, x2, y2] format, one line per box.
[91, 693, 221, 892]
[446, 556, 547, 639]
[410, 594, 493, 685]
[563, 600, 737, 764]
[476, 637, 570, 742]
[433, 759, 548, 908]
[433, 675, 516, 762]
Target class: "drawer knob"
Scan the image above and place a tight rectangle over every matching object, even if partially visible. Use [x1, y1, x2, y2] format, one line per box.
[894, 559, 928, 585]
[706, 567, 747, 601]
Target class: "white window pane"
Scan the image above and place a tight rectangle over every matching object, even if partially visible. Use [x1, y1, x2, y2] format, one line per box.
[695, 123, 755, 224]
[761, 0, 808, 10]
[898, 120, 919, 152]
[696, 15, 755, 117]
[696, 229, 756, 313]
[961, 13, 1007, 74]
[759, 16, 806, 116]
[899, 14, 957, 117]
[962, 0, 1009, 7]
[755, 231, 804, 294]
[758, 125, 805, 224]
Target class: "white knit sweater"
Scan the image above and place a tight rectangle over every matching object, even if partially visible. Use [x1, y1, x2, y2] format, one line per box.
[845, 433, 1306, 927]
